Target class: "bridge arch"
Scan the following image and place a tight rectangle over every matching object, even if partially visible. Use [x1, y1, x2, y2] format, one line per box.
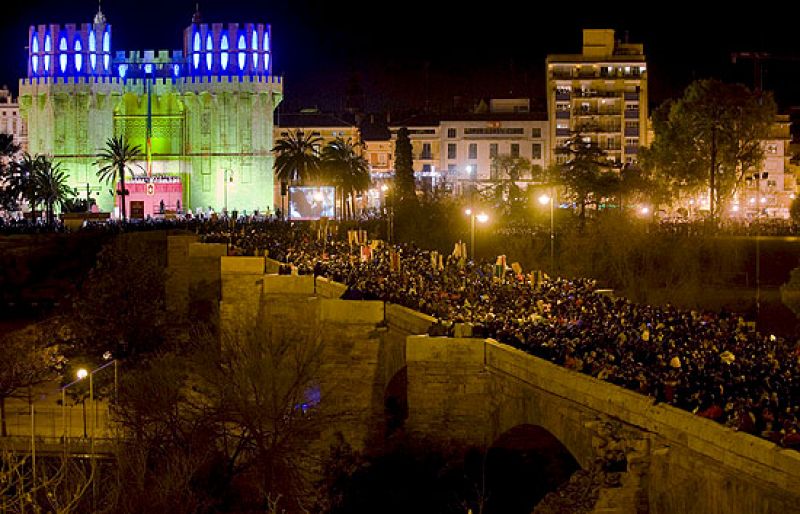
[383, 365, 408, 438]
[489, 375, 599, 469]
[483, 423, 580, 514]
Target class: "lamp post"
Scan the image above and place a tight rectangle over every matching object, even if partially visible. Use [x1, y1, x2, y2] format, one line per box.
[61, 360, 118, 442]
[538, 189, 555, 273]
[223, 169, 234, 216]
[465, 208, 489, 261]
[381, 184, 393, 243]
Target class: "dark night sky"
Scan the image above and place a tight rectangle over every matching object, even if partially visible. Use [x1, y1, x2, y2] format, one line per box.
[3, 1, 800, 113]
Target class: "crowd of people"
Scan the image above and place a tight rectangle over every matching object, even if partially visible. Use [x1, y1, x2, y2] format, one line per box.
[200, 221, 800, 450]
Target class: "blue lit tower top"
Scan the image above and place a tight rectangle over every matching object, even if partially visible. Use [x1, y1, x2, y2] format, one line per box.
[25, 7, 273, 81]
[27, 8, 112, 77]
[184, 22, 272, 77]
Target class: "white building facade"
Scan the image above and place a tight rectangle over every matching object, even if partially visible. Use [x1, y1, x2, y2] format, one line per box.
[0, 87, 27, 152]
[391, 99, 549, 195]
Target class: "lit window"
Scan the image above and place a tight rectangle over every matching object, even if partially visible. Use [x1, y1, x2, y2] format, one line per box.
[74, 38, 83, 72]
[89, 30, 96, 71]
[251, 30, 258, 68]
[220, 33, 229, 71]
[118, 64, 127, 79]
[59, 36, 68, 73]
[206, 33, 213, 71]
[173, 64, 181, 77]
[31, 35, 39, 74]
[193, 32, 201, 70]
[263, 30, 270, 52]
[238, 34, 246, 70]
[264, 53, 269, 71]
[144, 63, 153, 74]
[103, 28, 110, 71]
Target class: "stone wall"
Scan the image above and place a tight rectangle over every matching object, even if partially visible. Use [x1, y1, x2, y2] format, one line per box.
[405, 335, 800, 514]
[178, 252, 800, 513]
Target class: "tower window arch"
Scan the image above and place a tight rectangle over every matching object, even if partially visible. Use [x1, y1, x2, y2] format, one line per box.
[74, 38, 83, 73]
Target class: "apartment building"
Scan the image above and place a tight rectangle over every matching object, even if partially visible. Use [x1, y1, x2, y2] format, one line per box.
[546, 29, 648, 166]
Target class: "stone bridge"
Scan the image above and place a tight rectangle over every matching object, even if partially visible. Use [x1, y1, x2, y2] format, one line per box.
[166, 236, 800, 514]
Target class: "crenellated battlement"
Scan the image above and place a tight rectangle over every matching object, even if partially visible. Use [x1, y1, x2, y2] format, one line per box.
[26, 16, 272, 81]
[19, 74, 282, 89]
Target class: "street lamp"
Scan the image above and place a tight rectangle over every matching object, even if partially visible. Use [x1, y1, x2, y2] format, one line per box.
[465, 208, 488, 261]
[381, 184, 394, 243]
[223, 169, 234, 216]
[538, 190, 555, 273]
[61, 361, 118, 442]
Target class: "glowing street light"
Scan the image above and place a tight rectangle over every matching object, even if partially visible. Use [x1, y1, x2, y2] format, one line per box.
[538, 189, 556, 272]
[76, 368, 88, 380]
[640, 206, 650, 216]
[380, 184, 389, 193]
[465, 209, 489, 260]
[732, 204, 740, 213]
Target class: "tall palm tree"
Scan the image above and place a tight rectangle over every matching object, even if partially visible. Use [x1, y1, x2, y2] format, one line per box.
[273, 130, 323, 185]
[321, 138, 371, 219]
[0, 135, 21, 211]
[272, 130, 323, 219]
[10, 153, 44, 223]
[34, 158, 74, 226]
[0, 133, 19, 159]
[95, 136, 143, 222]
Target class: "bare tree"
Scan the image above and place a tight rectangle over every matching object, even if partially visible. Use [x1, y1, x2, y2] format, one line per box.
[108, 310, 348, 512]
[0, 325, 60, 436]
[0, 443, 95, 514]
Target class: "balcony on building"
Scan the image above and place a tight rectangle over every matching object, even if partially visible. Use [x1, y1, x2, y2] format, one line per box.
[555, 128, 571, 137]
[625, 146, 639, 154]
[624, 110, 639, 119]
[624, 127, 639, 137]
[555, 90, 571, 101]
[624, 91, 640, 101]
[418, 152, 433, 160]
[555, 110, 571, 119]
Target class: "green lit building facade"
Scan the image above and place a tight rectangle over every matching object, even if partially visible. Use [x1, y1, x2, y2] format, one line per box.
[19, 9, 282, 217]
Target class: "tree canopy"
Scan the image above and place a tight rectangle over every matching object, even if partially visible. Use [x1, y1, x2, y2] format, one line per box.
[555, 134, 616, 222]
[321, 137, 371, 219]
[95, 136, 143, 222]
[273, 129, 323, 186]
[393, 127, 416, 203]
[640, 79, 775, 218]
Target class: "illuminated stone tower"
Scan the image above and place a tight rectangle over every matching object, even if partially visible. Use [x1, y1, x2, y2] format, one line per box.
[19, 6, 282, 216]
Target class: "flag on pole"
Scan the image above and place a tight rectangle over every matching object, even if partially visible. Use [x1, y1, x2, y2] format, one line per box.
[360, 245, 372, 262]
[493, 255, 507, 281]
[146, 77, 153, 178]
[511, 262, 523, 279]
[389, 250, 401, 272]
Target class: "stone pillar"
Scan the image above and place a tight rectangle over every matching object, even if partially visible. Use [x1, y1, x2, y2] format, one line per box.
[405, 336, 491, 447]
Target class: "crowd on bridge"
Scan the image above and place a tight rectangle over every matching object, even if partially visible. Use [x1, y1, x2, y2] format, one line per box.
[199, 221, 800, 450]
